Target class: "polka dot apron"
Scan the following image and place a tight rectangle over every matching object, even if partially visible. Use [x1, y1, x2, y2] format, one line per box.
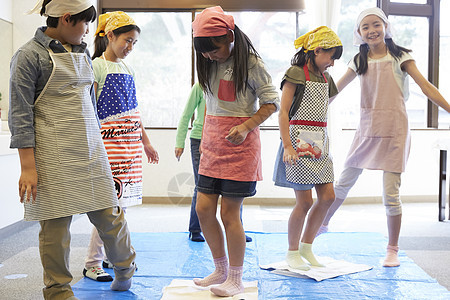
[96, 55, 143, 207]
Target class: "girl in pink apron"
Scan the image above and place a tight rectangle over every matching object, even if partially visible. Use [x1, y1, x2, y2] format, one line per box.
[191, 6, 279, 297]
[321, 7, 450, 267]
[273, 26, 342, 270]
[83, 11, 159, 281]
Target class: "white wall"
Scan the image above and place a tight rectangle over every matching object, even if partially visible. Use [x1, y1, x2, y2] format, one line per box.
[0, 0, 12, 22]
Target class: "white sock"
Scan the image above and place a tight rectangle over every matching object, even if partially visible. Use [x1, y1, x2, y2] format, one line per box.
[286, 250, 310, 270]
[299, 242, 325, 267]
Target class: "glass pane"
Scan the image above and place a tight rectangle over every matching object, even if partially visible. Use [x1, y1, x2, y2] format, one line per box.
[439, 0, 450, 128]
[389, 15, 429, 129]
[334, 0, 377, 129]
[126, 12, 192, 127]
[225, 11, 299, 126]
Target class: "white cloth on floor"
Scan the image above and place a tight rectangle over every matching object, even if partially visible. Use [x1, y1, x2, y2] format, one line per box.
[260, 256, 372, 281]
[161, 279, 258, 299]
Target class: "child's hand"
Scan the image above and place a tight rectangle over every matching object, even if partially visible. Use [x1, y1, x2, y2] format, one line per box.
[225, 124, 249, 145]
[144, 144, 159, 164]
[175, 148, 184, 161]
[19, 168, 38, 204]
[283, 146, 299, 166]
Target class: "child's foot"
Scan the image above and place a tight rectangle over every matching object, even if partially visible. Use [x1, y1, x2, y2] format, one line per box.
[210, 266, 244, 297]
[83, 267, 113, 282]
[383, 245, 400, 267]
[110, 278, 132, 291]
[299, 242, 325, 267]
[286, 250, 310, 270]
[315, 225, 328, 237]
[102, 259, 114, 269]
[193, 256, 228, 287]
[189, 231, 205, 242]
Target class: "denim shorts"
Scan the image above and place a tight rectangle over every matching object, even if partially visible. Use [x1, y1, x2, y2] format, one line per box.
[197, 175, 257, 198]
[273, 141, 314, 191]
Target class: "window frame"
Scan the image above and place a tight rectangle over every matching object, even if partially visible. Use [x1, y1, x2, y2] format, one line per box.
[378, 0, 440, 128]
[97, 0, 306, 129]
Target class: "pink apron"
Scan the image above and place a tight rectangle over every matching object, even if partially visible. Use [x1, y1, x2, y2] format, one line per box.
[286, 65, 334, 184]
[199, 115, 262, 182]
[97, 58, 143, 207]
[344, 59, 410, 173]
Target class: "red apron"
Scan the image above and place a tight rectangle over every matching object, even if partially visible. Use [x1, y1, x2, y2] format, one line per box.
[199, 115, 262, 182]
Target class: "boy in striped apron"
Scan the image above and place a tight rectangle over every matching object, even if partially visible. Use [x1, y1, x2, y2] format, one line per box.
[9, 1, 136, 298]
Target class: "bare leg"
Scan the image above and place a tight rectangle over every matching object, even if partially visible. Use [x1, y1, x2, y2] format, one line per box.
[299, 183, 335, 267]
[286, 189, 312, 270]
[302, 183, 335, 243]
[210, 196, 245, 296]
[196, 192, 224, 258]
[194, 192, 228, 286]
[288, 189, 313, 250]
[220, 196, 245, 266]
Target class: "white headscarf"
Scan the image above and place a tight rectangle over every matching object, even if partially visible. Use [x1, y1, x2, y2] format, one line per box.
[353, 7, 393, 46]
[27, 0, 94, 17]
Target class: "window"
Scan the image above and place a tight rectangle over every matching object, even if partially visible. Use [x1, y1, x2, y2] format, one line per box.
[332, 0, 377, 129]
[125, 12, 192, 127]
[99, 1, 306, 128]
[390, 15, 429, 128]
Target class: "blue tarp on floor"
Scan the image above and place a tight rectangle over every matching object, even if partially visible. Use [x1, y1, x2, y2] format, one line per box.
[72, 232, 450, 299]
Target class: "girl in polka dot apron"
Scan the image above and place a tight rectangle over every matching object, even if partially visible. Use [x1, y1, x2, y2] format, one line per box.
[83, 11, 159, 282]
[273, 26, 343, 270]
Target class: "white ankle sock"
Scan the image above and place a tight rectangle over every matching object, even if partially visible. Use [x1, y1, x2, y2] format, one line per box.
[286, 250, 310, 270]
[299, 242, 324, 267]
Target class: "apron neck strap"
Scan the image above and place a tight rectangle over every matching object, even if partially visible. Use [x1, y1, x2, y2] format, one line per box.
[303, 64, 327, 83]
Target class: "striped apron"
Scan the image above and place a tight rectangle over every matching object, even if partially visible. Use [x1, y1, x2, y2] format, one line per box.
[96, 57, 143, 207]
[26, 49, 118, 221]
[286, 65, 334, 184]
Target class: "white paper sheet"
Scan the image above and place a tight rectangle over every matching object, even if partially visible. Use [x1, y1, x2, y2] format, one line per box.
[260, 256, 372, 281]
[161, 279, 258, 300]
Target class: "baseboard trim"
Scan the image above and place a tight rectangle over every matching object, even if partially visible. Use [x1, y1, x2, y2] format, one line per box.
[0, 219, 38, 240]
[142, 195, 438, 206]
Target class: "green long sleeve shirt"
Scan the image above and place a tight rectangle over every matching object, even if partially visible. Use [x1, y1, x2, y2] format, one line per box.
[175, 82, 206, 148]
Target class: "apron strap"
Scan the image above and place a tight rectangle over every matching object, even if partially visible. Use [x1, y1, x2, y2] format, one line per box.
[303, 64, 328, 83]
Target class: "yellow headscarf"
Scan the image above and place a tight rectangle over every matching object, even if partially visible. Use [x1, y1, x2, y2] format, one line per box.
[95, 11, 136, 37]
[294, 26, 342, 52]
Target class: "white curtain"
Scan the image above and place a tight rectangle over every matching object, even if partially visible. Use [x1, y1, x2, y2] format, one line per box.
[303, 0, 344, 160]
[305, 0, 342, 31]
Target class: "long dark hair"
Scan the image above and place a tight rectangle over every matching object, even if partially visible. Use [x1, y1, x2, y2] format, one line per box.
[291, 46, 343, 73]
[40, 0, 96, 28]
[194, 25, 260, 96]
[92, 25, 141, 59]
[354, 38, 411, 75]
